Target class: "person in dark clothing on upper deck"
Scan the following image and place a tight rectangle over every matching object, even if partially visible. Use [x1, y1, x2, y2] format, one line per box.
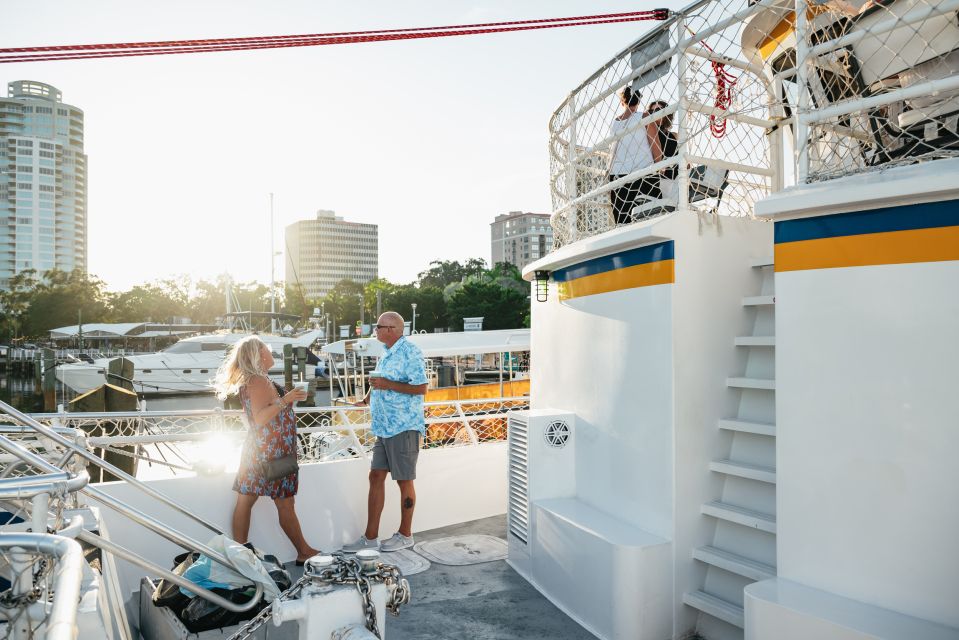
[645, 100, 679, 200]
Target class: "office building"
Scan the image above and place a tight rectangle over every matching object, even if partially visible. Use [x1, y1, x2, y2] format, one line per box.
[285, 210, 378, 300]
[490, 211, 553, 271]
[0, 81, 88, 288]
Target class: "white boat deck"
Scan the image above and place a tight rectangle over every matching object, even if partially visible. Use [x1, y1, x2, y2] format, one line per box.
[283, 515, 593, 640]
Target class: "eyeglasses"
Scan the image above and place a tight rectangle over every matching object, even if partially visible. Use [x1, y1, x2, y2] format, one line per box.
[374, 325, 395, 331]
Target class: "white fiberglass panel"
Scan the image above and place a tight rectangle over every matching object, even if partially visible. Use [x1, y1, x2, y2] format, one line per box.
[532, 282, 673, 538]
[776, 259, 959, 628]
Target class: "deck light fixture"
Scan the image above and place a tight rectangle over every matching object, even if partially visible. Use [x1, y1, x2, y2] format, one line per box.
[534, 271, 550, 302]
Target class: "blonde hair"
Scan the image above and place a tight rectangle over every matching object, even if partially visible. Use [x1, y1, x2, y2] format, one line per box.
[213, 335, 269, 400]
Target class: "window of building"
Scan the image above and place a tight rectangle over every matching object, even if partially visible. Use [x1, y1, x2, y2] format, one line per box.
[35, 107, 53, 114]
[17, 140, 33, 147]
[39, 142, 54, 150]
[38, 167, 53, 175]
[16, 183, 32, 189]
[39, 151, 55, 159]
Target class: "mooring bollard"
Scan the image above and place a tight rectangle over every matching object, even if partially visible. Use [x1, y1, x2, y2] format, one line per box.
[42, 348, 57, 412]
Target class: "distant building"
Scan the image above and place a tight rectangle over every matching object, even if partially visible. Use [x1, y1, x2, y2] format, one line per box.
[285, 210, 378, 300]
[0, 81, 88, 288]
[490, 211, 553, 271]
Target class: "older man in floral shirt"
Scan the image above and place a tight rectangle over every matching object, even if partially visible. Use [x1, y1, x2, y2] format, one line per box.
[343, 311, 428, 553]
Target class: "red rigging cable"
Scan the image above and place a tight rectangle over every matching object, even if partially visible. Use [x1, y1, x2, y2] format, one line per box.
[0, 10, 670, 63]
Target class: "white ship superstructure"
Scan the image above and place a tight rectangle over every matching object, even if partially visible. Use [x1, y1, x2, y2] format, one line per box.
[517, 0, 959, 638]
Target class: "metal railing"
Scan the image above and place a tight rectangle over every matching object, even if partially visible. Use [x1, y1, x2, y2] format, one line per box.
[4, 398, 528, 471]
[794, 0, 959, 182]
[548, 0, 788, 249]
[0, 399, 267, 636]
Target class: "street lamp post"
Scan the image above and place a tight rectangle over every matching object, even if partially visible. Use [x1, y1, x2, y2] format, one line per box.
[411, 303, 418, 334]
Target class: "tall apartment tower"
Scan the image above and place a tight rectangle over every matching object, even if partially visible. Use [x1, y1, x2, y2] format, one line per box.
[285, 210, 378, 300]
[0, 81, 88, 288]
[490, 211, 553, 271]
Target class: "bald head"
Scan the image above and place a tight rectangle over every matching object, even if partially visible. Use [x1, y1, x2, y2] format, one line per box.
[379, 311, 404, 327]
[375, 311, 405, 346]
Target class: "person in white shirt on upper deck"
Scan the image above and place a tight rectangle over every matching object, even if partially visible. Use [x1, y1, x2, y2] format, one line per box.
[608, 85, 663, 225]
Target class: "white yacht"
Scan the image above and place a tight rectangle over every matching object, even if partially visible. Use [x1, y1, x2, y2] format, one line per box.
[55, 330, 323, 396]
[1, 0, 957, 639]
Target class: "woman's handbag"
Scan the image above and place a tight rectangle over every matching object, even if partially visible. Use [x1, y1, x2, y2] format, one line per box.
[259, 454, 298, 481]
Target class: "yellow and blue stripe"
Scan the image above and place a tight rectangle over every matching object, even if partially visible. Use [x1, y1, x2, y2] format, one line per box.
[552, 241, 674, 300]
[774, 199, 959, 272]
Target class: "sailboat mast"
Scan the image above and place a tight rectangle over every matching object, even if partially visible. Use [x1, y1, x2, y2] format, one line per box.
[270, 192, 276, 334]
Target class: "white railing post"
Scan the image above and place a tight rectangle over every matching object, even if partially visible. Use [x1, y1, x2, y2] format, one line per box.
[676, 14, 691, 211]
[31, 491, 49, 534]
[455, 402, 480, 445]
[566, 96, 580, 243]
[795, 0, 811, 183]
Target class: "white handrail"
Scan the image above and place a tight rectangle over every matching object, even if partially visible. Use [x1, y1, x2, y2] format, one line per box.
[0, 533, 83, 640]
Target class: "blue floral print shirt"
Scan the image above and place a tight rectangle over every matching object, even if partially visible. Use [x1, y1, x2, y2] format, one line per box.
[370, 337, 428, 438]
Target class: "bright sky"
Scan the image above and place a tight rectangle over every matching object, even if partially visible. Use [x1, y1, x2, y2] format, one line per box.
[2, 0, 662, 291]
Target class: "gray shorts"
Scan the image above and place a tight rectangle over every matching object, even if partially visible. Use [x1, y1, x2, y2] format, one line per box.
[371, 430, 422, 481]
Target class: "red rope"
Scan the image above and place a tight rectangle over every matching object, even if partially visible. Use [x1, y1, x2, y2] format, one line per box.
[710, 61, 738, 138]
[0, 10, 670, 63]
[683, 25, 738, 139]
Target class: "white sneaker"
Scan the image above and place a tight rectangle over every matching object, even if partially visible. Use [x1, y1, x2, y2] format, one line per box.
[380, 533, 414, 552]
[342, 535, 380, 553]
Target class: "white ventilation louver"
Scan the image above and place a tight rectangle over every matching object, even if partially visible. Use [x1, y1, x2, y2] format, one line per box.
[507, 413, 529, 544]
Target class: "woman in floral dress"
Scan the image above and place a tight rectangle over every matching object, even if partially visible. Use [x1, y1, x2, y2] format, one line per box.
[214, 336, 319, 564]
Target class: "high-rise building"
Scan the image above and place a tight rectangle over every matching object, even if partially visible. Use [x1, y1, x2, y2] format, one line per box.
[0, 81, 88, 288]
[490, 211, 553, 271]
[285, 210, 378, 300]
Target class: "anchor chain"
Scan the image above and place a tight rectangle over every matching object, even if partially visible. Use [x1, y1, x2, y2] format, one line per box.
[228, 552, 410, 640]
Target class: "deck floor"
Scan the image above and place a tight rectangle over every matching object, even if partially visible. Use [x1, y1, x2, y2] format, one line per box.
[288, 515, 595, 640]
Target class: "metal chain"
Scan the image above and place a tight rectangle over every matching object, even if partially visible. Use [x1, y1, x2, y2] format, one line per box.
[226, 552, 410, 640]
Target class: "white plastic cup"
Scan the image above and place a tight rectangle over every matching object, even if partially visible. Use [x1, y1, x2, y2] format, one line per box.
[294, 381, 309, 401]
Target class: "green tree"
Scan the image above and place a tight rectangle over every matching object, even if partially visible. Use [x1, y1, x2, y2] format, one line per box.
[445, 279, 528, 331]
[0, 269, 39, 342]
[20, 269, 111, 338]
[110, 282, 187, 322]
[321, 279, 366, 335]
[416, 258, 488, 289]
[383, 284, 447, 332]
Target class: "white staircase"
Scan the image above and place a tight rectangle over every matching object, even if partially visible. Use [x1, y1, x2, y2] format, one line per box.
[686, 256, 777, 640]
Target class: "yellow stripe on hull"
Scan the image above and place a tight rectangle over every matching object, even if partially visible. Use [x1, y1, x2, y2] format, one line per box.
[775, 226, 959, 272]
[558, 259, 675, 300]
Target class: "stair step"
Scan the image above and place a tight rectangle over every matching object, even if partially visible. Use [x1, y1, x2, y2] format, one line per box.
[742, 295, 775, 306]
[718, 418, 775, 436]
[734, 336, 775, 347]
[710, 460, 777, 483]
[727, 377, 776, 390]
[693, 545, 777, 581]
[702, 500, 777, 533]
[749, 256, 774, 268]
[683, 590, 744, 629]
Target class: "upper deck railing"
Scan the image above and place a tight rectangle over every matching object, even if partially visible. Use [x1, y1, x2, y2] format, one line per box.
[794, 0, 959, 182]
[547, 0, 959, 249]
